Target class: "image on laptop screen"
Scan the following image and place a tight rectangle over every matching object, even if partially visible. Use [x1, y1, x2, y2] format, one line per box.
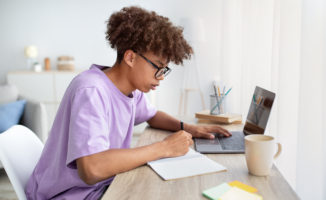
[243, 86, 275, 135]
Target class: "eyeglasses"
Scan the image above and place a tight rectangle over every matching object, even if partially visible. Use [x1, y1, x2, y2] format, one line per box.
[137, 53, 171, 79]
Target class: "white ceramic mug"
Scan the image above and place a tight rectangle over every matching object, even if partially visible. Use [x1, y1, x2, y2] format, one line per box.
[244, 135, 282, 176]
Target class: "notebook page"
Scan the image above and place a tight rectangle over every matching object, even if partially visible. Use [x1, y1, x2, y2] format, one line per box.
[148, 148, 226, 180]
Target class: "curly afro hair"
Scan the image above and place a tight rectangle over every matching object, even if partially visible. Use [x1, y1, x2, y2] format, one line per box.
[106, 6, 193, 65]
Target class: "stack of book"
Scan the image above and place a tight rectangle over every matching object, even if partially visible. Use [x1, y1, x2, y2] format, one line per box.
[195, 110, 242, 124]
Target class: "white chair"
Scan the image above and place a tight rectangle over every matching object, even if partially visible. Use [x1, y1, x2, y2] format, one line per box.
[0, 125, 44, 200]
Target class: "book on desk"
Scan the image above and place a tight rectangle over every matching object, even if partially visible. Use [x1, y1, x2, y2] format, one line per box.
[147, 148, 226, 180]
[195, 110, 242, 124]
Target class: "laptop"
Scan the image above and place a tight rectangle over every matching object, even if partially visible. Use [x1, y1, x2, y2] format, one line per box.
[194, 86, 275, 153]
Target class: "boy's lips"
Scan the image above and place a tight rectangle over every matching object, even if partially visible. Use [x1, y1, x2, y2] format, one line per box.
[151, 84, 159, 90]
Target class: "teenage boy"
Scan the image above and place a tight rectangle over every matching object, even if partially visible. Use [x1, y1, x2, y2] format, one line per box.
[25, 6, 231, 199]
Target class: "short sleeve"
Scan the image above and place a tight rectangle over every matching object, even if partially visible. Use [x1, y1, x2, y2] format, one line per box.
[66, 87, 110, 168]
[134, 92, 157, 125]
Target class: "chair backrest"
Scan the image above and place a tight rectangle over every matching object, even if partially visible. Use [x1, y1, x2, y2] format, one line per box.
[0, 125, 44, 200]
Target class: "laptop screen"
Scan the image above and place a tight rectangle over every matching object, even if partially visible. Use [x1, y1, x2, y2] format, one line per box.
[243, 86, 275, 135]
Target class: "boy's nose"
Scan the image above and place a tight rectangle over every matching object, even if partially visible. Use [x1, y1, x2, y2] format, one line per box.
[157, 75, 165, 81]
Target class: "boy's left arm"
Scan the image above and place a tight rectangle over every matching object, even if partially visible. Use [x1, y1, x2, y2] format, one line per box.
[147, 111, 231, 139]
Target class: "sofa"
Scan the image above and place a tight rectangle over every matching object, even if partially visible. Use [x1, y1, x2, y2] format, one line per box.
[0, 84, 48, 168]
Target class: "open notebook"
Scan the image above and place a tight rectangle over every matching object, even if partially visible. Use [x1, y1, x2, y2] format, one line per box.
[147, 148, 226, 180]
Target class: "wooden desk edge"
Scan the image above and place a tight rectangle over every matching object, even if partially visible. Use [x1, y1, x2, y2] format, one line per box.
[102, 126, 299, 200]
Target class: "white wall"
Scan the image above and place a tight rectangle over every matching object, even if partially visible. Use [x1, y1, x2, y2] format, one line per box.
[272, 0, 301, 189]
[324, 58, 326, 200]
[296, 0, 326, 199]
[0, 0, 223, 116]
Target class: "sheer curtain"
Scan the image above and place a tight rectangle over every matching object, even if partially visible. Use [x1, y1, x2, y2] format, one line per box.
[296, 0, 326, 199]
[218, 0, 326, 199]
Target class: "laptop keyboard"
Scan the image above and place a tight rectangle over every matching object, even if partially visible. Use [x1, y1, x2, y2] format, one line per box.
[196, 138, 221, 145]
[195, 138, 223, 151]
[217, 131, 245, 150]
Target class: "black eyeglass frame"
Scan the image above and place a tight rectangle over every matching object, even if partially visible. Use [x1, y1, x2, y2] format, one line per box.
[137, 53, 171, 79]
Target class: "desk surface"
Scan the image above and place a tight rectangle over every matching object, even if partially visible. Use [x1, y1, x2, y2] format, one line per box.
[102, 123, 299, 200]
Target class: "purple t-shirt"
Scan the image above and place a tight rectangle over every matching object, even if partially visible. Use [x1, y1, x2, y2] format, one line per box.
[25, 64, 157, 199]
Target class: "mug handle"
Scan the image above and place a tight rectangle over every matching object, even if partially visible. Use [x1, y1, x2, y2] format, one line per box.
[274, 143, 282, 159]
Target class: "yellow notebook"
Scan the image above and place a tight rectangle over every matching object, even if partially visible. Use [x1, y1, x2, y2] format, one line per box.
[203, 181, 261, 200]
[228, 180, 258, 193]
[219, 187, 263, 200]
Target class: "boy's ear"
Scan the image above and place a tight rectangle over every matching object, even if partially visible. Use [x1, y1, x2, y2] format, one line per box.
[123, 50, 136, 68]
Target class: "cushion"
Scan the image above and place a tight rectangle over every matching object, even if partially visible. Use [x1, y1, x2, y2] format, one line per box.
[0, 100, 26, 133]
[0, 84, 19, 104]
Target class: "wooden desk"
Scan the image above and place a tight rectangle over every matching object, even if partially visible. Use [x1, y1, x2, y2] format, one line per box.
[102, 123, 299, 200]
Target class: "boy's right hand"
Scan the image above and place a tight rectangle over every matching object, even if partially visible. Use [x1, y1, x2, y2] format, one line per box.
[161, 130, 193, 158]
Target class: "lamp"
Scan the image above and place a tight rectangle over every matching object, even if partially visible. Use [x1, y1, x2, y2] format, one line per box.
[24, 45, 38, 70]
[178, 18, 206, 115]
